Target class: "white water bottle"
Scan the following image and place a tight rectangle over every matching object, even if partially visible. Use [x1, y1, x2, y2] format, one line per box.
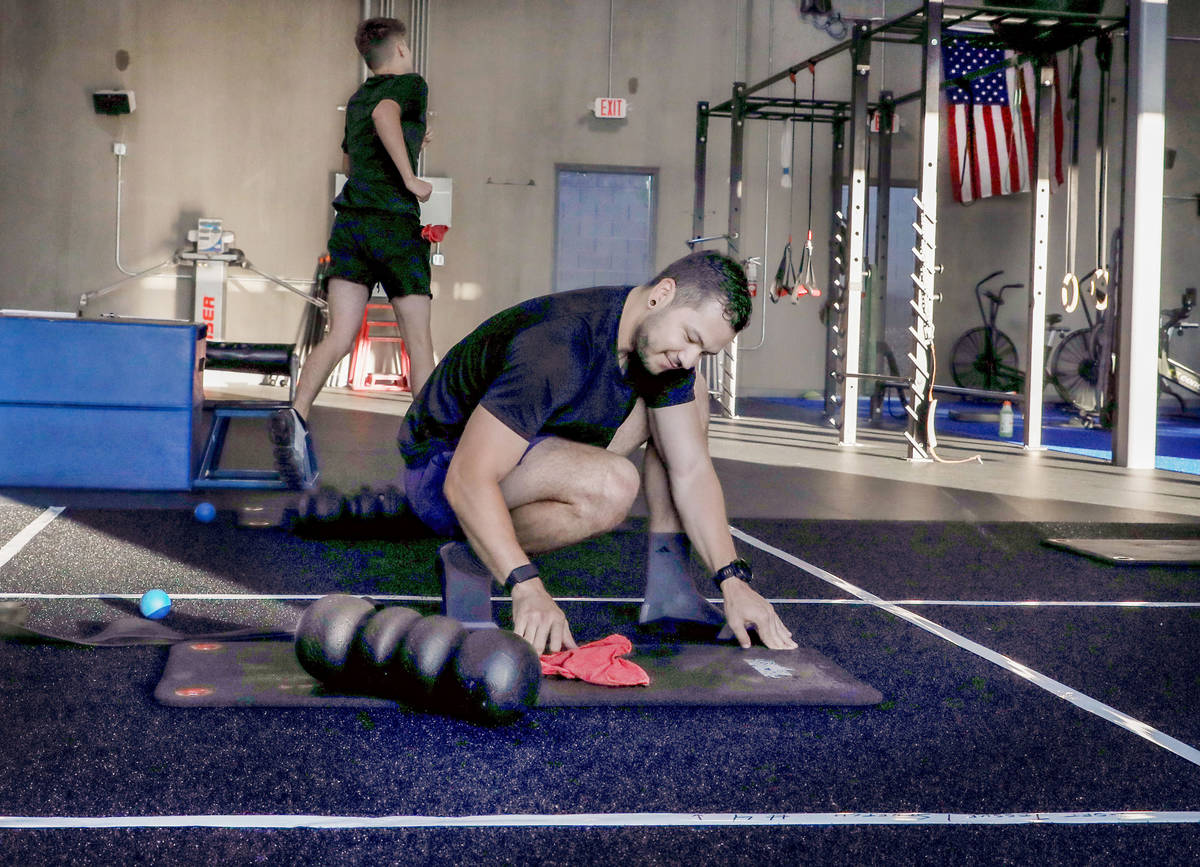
[999, 400, 1014, 439]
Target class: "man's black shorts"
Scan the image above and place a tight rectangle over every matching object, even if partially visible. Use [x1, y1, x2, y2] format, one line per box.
[326, 210, 431, 299]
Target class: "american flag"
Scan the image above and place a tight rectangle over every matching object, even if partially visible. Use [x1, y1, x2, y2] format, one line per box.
[943, 36, 1064, 204]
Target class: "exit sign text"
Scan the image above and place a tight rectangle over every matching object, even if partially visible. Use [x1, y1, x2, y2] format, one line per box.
[593, 97, 627, 119]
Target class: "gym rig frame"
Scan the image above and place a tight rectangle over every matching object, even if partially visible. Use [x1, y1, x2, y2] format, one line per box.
[692, 1, 1167, 468]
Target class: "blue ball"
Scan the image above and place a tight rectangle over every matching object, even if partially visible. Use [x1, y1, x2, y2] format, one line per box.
[140, 589, 172, 620]
[193, 502, 217, 523]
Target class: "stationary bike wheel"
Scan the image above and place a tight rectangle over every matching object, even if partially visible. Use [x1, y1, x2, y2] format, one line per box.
[1049, 328, 1100, 412]
[950, 327, 1023, 392]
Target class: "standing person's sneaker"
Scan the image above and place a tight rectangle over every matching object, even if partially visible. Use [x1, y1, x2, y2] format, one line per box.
[269, 407, 313, 490]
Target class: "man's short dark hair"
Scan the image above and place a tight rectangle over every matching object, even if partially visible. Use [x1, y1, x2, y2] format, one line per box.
[651, 251, 752, 332]
[355, 17, 407, 70]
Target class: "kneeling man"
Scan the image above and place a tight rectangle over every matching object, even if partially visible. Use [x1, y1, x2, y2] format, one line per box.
[398, 250, 797, 655]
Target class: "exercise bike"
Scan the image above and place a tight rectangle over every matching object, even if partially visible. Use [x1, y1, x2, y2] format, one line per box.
[1157, 287, 1200, 413]
[1049, 286, 1200, 417]
[950, 270, 1069, 394]
[950, 271, 1025, 392]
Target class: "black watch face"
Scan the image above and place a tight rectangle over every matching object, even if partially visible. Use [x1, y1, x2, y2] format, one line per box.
[717, 560, 751, 585]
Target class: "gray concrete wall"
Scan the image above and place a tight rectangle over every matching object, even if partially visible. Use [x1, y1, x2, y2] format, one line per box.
[422, 0, 744, 353]
[0, 0, 358, 342]
[422, 0, 881, 393]
[2, 0, 1196, 395]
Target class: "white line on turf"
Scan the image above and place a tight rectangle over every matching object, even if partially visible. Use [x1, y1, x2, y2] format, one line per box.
[729, 525, 1200, 769]
[2, 592, 1198, 609]
[0, 507, 63, 570]
[0, 810, 1197, 829]
[2, 520, 1196, 828]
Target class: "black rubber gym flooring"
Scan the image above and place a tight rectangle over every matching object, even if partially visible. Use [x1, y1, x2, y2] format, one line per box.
[3, 401, 1200, 864]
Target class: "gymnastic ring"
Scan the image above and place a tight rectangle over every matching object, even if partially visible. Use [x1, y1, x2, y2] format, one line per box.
[1060, 273, 1080, 314]
[1091, 267, 1110, 311]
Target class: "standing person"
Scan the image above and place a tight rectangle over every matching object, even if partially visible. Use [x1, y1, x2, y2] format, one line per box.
[399, 250, 798, 655]
[273, 17, 435, 485]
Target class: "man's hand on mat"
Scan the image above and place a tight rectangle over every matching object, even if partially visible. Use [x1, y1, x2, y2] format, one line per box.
[512, 579, 578, 655]
[721, 580, 798, 650]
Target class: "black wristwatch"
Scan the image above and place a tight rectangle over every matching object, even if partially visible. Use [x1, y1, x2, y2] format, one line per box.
[504, 563, 540, 590]
[712, 558, 752, 591]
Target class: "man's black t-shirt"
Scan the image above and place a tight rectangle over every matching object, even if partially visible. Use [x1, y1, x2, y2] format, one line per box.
[397, 286, 696, 469]
[333, 73, 427, 217]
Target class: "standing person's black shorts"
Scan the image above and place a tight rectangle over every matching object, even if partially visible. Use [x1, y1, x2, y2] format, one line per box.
[326, 210, 431, 301]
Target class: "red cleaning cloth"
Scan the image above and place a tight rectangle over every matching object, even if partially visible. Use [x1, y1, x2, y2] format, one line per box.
[540, 634, 650, 687]
[421, 224, 449, 243]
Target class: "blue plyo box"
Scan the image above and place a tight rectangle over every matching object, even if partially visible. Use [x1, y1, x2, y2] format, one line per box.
[0, 315, 206, 490]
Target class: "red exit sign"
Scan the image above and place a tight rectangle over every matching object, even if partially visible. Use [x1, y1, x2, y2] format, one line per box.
[593, 97, 627, 119]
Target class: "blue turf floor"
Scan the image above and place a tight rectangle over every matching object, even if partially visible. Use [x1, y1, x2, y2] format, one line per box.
[748, 396, 1200, 475]
[2, 511, 1200, 863]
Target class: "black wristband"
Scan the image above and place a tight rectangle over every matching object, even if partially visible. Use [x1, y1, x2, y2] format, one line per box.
[713, 558, 752, 591]
[505, 563, 540, 590]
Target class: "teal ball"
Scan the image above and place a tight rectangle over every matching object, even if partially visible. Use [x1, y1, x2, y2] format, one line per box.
[139, 589, 172, 620]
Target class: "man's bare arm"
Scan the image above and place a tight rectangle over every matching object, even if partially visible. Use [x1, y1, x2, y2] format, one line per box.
[371, 98, 432, 202]
[443, 406, 576, 654]
[649, 401, 796, 650]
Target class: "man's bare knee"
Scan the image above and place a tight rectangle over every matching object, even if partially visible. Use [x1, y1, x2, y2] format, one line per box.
[505, 448, 639, 551]
[561, 453, 639, 534]
[591, 456, 639, 528]
[566, 454, 638, 532]
[501, 440, 637, 526]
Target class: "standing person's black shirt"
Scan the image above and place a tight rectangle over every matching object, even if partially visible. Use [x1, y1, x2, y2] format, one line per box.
[334, 73, 427, 217]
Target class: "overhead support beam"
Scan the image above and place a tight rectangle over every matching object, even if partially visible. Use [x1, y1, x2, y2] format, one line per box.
[711, 109, 850, 124]
[1113, 0, 1167, 468]
[710, 2, 1126, 118]
[708, 96, 852, 120]
[709, 4, 926, 112]
[837, 24, 872, 446]
[889, 18, 1126, 109]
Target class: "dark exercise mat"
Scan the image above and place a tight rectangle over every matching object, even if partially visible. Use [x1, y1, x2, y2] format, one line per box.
[0, 606, 289, 647]
[1044, 537, 1200, 565]
[155, 639, 883, 709]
